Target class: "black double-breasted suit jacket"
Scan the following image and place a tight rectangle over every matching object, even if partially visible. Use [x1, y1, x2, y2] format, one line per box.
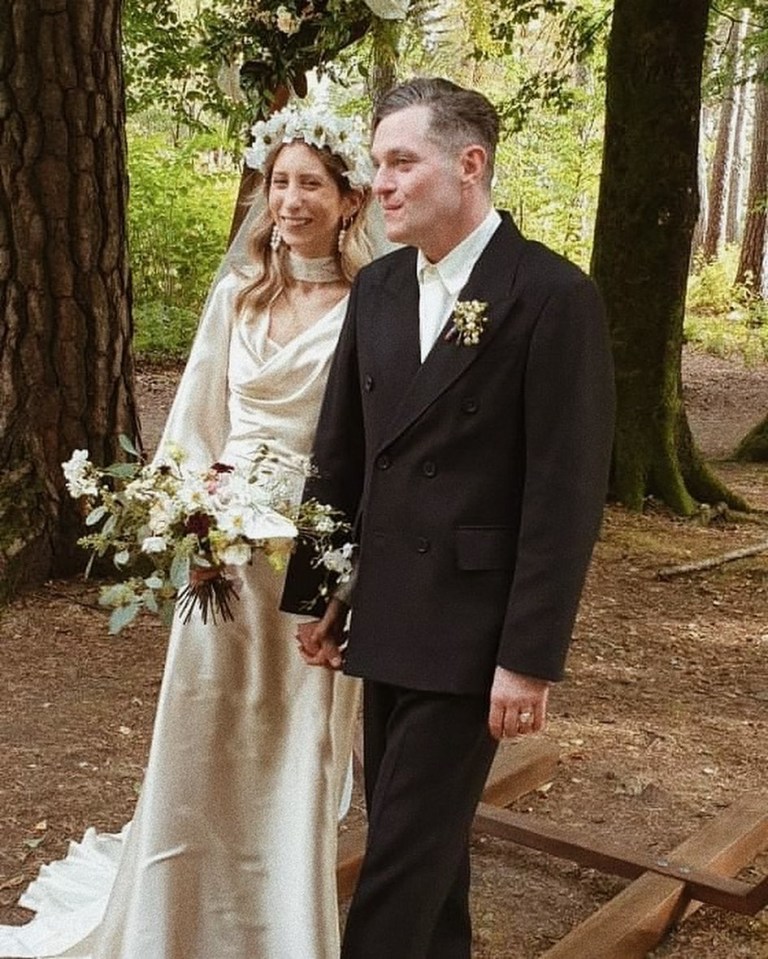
[282, 211, 615, 695]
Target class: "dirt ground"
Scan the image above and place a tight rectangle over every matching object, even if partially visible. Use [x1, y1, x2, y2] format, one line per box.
[1, 347, 767, 957]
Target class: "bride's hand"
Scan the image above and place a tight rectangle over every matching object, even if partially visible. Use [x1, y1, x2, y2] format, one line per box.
[188, 566, 243, 593]
[189, 566, 222, 587]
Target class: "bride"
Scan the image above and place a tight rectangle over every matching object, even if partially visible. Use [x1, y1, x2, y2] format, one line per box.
[0, 103, 382, 959]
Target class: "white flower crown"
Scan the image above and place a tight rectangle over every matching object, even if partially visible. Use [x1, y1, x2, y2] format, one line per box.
[244, 105, 373, 190]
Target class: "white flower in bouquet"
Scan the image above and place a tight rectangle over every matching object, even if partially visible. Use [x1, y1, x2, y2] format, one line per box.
[212, 539, 252, 567]
[141, 535, 169, 555]
[62, 437, 348, 634]
[148, 494, 178, 534]
[275, 4, 301, 34]
[63, 449, 100, 498]
[320, 542, 356, 583]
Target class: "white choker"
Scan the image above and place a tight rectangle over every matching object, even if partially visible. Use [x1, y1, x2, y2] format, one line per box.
[287, 252, 343, 284]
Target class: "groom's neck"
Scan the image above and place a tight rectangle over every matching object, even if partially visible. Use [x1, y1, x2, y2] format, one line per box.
[421, 197, 494, 264]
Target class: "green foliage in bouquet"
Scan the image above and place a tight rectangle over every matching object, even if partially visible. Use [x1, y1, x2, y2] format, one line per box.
[63, 437, 349, 634]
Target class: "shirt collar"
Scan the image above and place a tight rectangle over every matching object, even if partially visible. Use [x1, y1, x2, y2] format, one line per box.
[416, 208, 501, 295]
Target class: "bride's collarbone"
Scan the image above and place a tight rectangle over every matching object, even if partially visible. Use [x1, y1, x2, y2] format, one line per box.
[269, 282, 348, 345]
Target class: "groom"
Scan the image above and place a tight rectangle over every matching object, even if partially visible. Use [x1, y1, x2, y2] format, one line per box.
[282, 77, 615, 959]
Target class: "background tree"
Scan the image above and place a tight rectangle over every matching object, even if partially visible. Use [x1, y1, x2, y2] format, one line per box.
[701, 14, 748, 260]
[0, 0, 138, 597]
[726, 56, 750, 244]
[734, 48, 768, 293]
[734, 409, 768, 460]
[728, 13, 768, 461]
[591, 0, 746, 514]
[123, 0, 227, 141]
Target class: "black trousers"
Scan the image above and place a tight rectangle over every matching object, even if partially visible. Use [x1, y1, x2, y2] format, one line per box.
[341, 680, 499, 959]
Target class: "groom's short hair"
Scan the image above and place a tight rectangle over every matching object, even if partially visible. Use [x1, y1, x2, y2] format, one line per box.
[372, 77, 499, 188]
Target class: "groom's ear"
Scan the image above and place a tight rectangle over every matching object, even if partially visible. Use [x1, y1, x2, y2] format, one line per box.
[459, 145, 488, 188]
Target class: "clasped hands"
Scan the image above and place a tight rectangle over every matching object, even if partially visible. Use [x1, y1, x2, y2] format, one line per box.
[296, 603, 551, 740]
[295, 597, 347, 671]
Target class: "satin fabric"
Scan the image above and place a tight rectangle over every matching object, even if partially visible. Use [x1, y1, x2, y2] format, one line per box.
[0, 273, 360, 959]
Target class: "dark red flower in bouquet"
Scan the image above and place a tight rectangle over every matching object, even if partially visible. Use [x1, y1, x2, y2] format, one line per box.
[185, 512, 212, 539]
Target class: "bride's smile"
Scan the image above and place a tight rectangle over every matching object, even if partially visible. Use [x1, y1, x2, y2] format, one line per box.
[269, 141, 358, 259]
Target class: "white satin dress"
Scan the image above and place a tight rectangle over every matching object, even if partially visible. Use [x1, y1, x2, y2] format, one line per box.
[0, 273, 360, 959]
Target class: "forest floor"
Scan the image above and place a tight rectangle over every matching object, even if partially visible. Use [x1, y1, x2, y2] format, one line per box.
[1, 348, 768, 958]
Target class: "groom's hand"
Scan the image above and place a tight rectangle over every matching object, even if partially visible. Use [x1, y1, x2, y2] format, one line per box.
[296, 598, 347, 670]
[488, 666, 551, 740]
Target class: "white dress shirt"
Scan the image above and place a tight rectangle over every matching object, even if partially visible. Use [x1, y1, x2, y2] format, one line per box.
[416, 208, 502, 361]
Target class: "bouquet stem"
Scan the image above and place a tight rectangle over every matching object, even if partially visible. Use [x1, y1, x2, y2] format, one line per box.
[176, 575, 240, 625]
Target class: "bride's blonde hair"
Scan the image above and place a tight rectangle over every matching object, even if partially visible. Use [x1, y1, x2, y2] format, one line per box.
[234, 144, 373, 318]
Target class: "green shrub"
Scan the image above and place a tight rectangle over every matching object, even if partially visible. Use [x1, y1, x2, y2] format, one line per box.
[132, 301, 201, 362]
[128, 130, 240, 358]
[685, 250, 768, 363]
[686, 251, 741, 318]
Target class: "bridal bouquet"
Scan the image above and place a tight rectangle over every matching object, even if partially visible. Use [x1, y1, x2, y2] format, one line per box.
[62, 438, 346, 634]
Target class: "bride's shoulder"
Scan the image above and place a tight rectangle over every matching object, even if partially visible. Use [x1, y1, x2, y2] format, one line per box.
[215, 270, 247, 294]
[205, 270, 251, 314]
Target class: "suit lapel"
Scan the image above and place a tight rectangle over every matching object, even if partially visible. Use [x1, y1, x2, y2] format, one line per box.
[375, 213, 527, 454]
[363, 251, 421, 433]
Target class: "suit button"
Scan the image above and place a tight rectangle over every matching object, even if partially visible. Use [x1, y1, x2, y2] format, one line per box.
[377, 454, 391, 470]
[462, 397, 478, 414]
[416, 537, 430, 553]
[364, 375, 375, 392]
[422, 460, 437, 478]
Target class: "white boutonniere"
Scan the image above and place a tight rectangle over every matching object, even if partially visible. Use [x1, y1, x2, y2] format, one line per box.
[445, 300, 490, 347]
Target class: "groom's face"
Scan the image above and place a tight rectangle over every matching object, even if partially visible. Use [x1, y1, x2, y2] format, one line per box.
[371, 104, 463, 262]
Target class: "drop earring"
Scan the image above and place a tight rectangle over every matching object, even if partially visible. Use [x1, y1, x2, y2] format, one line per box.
[337, 217, 351, 253]
[270, 225, 282, 251]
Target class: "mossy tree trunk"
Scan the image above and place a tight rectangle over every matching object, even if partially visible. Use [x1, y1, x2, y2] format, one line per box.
[0, 0, 139, 597]
[735, 412, 768, 461]
[591, 0, 746, 515]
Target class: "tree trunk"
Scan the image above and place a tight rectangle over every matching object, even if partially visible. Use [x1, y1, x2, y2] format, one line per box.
[703, 89, 736, 259]
[726, 71, 749, 245]
[734, 411, 768, 461]
[702, 13, 747, 260]
[590, 0, 746, 515]
[734, 50, 768, 294]
[0, 0, 139, 596]
[690, 109, 709, 258]
[369, 16, 401, 106]
[692, 17, 727, 259]
[725, 9, 750, 246]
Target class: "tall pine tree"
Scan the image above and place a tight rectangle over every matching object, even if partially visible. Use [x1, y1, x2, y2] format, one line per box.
[0, 0, 139, 595]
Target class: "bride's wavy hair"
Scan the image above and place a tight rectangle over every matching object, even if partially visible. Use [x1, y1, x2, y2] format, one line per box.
[235, 143, 373, 318]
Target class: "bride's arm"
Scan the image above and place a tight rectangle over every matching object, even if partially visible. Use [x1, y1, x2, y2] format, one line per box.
[152, 273, 238, 467]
